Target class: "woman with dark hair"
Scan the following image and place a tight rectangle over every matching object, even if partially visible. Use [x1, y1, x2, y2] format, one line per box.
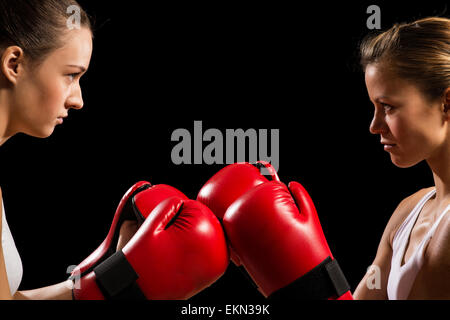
[0, 0, 136, 299]
[354, 17, 450, 299]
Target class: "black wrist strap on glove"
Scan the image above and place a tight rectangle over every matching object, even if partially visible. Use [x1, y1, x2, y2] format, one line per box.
[268, 256, 350, 300]
[93, 250, 146, 300]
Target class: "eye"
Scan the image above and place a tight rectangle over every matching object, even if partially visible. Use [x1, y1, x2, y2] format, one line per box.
[380, 103, 394, 112]
[67, 73, 80, 81]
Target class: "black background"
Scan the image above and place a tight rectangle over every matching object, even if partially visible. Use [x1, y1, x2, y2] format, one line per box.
[0, 0, 448, 314]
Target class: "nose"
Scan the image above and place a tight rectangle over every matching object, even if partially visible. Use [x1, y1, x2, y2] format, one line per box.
[65, 83, 84, 110]
[369, 108, 388, 135]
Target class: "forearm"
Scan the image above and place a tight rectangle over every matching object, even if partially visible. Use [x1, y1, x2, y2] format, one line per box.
[13, 279, 73, 300]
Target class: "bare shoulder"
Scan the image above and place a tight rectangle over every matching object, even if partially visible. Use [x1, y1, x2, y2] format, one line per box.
[353, 187, 435, 299]
[385, 187, 435, 247]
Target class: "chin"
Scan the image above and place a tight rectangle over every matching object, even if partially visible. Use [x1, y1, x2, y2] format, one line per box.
[25, 126, 55, 139]
[41, 128, 55, 138]
[390, 155, 421, 168]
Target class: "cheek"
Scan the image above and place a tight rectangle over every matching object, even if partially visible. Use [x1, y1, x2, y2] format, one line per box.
[36, 79, 67, 114]
[385, 116, 406, 139]
[391, 112, 440, 152]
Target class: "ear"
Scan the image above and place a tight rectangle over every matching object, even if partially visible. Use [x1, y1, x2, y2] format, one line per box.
[443, 87, 450, 115]
[1, 46, 25, 85]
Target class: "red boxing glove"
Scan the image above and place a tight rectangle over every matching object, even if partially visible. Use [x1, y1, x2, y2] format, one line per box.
[224, 180, 352, 300]
[71, 181, 187, 281]
[71, 182, 229, 299]
[197, 161, 279, 265]
[197, 161, 280, 221]
[198, 162, 352, 300]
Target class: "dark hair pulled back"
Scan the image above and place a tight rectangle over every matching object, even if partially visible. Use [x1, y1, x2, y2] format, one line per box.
[0, 0, 92, 67]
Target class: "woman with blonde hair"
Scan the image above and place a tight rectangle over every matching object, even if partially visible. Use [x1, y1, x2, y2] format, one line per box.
[354, 17, 450, 299]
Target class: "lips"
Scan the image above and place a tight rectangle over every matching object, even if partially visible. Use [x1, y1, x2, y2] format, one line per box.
[56, 115, 67, 124]
[382, 142, 396, 152]
[380, 139, 396, 152]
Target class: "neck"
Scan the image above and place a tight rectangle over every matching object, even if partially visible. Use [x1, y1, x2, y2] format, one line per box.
[0, 88, 15, 147]
[426, 139, 450, 209]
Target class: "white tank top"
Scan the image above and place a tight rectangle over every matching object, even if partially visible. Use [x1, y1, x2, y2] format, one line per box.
[387, 189, 450, 300]
[1, 199, 23, 296]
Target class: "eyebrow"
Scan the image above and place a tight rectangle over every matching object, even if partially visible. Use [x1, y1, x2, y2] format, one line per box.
[67, 65, 87, 72]
[374, 96, 390, 103]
